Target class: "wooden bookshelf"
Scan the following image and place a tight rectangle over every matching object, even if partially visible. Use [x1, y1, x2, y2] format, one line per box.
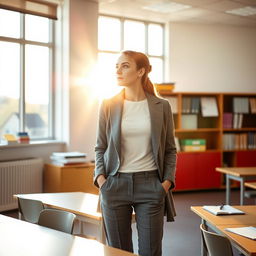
[162, 91, 256, 191]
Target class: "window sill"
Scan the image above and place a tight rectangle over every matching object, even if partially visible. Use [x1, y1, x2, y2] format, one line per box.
[0, 140, 65, 149]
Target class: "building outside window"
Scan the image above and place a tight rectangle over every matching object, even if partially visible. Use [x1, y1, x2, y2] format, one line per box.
[98, 15, 164, 88]
[0, 8, 55, 141]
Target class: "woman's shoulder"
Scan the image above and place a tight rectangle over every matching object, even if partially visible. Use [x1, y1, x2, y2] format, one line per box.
[101, 90, 124, 107]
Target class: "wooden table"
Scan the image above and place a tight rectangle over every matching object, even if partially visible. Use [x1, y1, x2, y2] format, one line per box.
[0, 214, 137, 256]
[191, 205, 256, 256]
[245, 182, 256, 190]
[215, 167, 256, 205]
[14, 192, 106, 242]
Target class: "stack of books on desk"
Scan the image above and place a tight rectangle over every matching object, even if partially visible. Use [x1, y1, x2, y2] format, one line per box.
[50, 152, 87, 165]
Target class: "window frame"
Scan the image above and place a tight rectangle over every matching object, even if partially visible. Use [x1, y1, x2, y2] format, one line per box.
[98, 14, 165, 81]
[0, 9, 55, 140]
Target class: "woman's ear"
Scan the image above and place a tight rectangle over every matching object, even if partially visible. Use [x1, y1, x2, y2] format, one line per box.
[138, 68, 145, 78]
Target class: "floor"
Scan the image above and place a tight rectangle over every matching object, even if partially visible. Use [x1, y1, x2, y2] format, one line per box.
[2, 189, 255, 256]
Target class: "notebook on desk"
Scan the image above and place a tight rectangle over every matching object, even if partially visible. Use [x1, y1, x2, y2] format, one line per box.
[226, 226, 256, 240]
[202, 205, 245, 216]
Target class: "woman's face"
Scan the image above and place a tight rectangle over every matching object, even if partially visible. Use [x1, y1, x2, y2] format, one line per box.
[115, 54, 144, 87]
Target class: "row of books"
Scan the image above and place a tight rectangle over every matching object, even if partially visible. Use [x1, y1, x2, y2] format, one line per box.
[223, 133, 256, 150]
[233, 97, 256, 114]
[50, 151, 88, 165]
[183, 97, 218, 117]
[223, 113, 244, 129]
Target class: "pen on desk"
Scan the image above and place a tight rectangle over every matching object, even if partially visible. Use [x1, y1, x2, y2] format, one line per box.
[219, 204, 225, 210]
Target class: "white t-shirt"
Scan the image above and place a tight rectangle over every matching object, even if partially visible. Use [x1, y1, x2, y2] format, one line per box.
[118, 99, 157, 173]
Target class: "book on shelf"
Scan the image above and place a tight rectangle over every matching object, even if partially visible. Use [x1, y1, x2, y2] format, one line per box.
[155, 83, 175, 94]
[223, 113, 233, 129]
[181, 139, 206, 152]
[202, 205, 245, 216]
[233, 97, 249, 114]
[249, 97, 256, 114]
[165, 96, 178, 114]
[200, 97, 218, 117]
[191, 97, 200, 114]
[226, 226, 256, 240]
[181, 114, 198, 129]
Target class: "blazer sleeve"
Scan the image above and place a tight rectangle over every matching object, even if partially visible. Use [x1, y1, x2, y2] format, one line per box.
[163, 101, 177, 189]
[94, 100, 108, 187]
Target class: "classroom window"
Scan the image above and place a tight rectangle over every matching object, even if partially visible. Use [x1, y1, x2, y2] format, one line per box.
[98, 15, 165, 84]
[0, 9, 54, 141]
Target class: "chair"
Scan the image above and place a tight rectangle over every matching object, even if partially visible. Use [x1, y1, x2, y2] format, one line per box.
[18, 197, 44, 224]
[200, 224, 233, 256]
[38, 208, 76, 234]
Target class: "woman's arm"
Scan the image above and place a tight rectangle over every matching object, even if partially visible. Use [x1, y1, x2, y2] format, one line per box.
[163, 101, 177, 190]
[94, 100, 108, 187]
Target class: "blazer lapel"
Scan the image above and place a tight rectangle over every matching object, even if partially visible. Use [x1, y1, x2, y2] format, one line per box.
[109, 90, 124, 158]
[146, 92, 163, 163]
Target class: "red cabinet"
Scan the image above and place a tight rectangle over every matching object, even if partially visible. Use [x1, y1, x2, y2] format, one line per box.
[175, 152, 221, 191]
[236, 151, 256, 167]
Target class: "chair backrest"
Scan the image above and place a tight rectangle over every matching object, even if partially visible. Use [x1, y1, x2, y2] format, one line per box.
[38, 209, 76, 234]
[200, 224, 233, 256]
[18, 197, 44, 224]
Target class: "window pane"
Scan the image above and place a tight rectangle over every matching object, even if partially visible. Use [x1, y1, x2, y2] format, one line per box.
[98, 16, 121, 51]
[148, 24, 163, 56]
[25, 45, 49, 139]
[0, 9, 20, 38]
[0, 42, 20, 139]
[149, 57, 163, 83]
[25, 14, 50, 43]
[124, 20, 145, 52]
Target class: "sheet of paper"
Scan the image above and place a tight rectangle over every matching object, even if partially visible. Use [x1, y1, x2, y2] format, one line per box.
[226, 226, 256, 240]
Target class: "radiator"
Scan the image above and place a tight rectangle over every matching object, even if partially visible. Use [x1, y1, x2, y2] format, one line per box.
[0, 158, 43, 212]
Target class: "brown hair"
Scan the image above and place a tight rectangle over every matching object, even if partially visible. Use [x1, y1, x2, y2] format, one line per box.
[122, 50, 157, 96]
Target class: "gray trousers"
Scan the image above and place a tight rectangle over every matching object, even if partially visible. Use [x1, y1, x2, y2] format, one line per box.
[100, 170, 166, 256]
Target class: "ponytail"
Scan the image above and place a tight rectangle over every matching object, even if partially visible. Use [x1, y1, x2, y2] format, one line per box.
[142, 77, 158, 96]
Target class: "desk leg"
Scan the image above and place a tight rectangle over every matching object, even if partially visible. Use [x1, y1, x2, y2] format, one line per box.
[240, 178, 245, 205]
[226, 175, 230, 205]
[201, 219, 207, 256]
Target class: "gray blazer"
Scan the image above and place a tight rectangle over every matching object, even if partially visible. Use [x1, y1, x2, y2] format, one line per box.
[94, 90, 177, 221]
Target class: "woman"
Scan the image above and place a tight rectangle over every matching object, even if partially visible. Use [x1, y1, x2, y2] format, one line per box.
[94, 50, 177, 256]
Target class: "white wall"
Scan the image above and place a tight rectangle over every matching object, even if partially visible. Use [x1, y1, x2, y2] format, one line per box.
[169, 23, 256, 92]
[65, 0, 99, 161]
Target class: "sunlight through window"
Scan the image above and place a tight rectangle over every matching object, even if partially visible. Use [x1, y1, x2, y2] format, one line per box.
[124, 20, 145, 52]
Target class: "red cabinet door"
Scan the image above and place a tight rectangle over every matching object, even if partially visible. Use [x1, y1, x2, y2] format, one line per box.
[236, 151, 256, 167]
[194, 152, 221, 189]
[175, 153, 196, 190]
[175, 152, 221, 190]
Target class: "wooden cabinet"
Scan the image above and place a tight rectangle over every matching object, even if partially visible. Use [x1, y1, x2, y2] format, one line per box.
[43, 163, 98, 194]
[161, 91, 256, 190]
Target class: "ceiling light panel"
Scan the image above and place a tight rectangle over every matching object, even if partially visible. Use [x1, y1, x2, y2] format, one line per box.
[226, 6, 256, 16]
[142, 1, 191, 14]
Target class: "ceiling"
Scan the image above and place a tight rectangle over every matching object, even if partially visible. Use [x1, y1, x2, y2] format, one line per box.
[98, 0, 256, 27]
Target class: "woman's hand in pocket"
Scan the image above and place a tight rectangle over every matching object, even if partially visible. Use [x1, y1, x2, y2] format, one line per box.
[97, 175, 107, 188]
[161, 180, 171, 193]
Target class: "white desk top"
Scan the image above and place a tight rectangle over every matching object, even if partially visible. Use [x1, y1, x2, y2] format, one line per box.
[0, 214, 137, 256]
